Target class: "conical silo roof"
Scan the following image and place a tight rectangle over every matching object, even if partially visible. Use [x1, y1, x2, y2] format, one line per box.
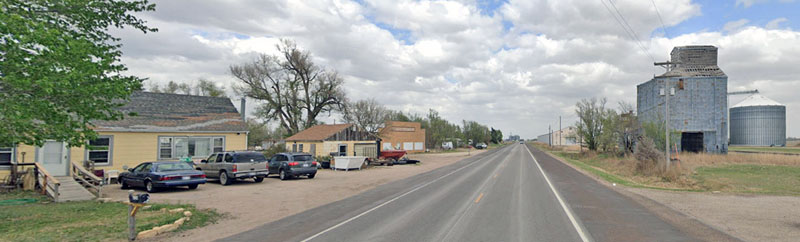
[732, 94, 784, 108]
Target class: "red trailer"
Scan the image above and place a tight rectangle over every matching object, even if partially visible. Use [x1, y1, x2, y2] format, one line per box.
[365, 149, 420, 166]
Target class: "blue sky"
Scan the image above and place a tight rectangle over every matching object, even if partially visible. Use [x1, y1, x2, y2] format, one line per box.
[666, 0, 799, 35]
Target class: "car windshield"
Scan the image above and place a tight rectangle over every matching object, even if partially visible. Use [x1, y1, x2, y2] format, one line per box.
[234, 153, 267, 163]
[293, 155, 314, 161]
[155, 162, 193, 172]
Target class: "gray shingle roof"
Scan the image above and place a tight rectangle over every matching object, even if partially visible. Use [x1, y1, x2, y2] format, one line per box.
[93, 91, 247, 132]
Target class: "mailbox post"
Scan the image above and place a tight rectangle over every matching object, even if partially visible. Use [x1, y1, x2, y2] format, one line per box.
[126, 190, 149, 241]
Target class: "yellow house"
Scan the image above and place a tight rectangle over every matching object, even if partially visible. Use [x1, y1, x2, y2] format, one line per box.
[285, 124, 376, 157]
[0, 92, 248, 179]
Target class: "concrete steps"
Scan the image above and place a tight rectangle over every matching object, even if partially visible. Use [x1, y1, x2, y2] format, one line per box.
[54, 176, 95, 202]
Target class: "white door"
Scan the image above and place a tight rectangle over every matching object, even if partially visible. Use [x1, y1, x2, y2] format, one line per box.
[38, 141, 68, 176]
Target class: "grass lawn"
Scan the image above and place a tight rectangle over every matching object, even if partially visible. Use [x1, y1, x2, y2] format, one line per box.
[0, 191, 218, 242]
[729, 146, 800, 154]
[693, 164, 800, 195]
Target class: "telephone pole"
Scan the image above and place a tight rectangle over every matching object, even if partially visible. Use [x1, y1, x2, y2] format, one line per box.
[655, 61, 679, 171]
[559, 116, 562, 146]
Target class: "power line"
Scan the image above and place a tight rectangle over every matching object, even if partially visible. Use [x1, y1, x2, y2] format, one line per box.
[599, 0, 655, 62]
[607, 0, 656, 62]
[650, 0, 672, 45]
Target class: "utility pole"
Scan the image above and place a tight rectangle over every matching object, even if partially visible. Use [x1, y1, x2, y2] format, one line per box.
[655, 61, 679, 171]
[665, 77, 670, 171]
[548, 125, 552, 147]
[559, 116, 562, 146]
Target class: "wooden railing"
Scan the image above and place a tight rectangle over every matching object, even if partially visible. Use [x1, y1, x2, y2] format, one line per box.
[70, 160, 103, 197]
[16, 162, 61, 202]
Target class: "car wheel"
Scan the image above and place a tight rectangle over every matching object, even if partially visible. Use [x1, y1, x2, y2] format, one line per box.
[145, 180, 157, 193]
[188, 184, 198, 190]
[254, 176, 264, 183]
[120, 178, 129, 189]
[363, 159, 370, 167]
[308, 173, 316, 179]
[220, 171, 232, 186]
[280, 169, 288, 180]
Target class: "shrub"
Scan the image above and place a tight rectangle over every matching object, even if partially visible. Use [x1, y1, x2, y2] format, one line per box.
[262, 144, 287, 158]
[634, 136, 663, 176]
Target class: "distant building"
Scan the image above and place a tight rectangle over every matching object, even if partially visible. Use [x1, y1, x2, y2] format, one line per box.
[535, 127, 579, 146]
[637, 45, 728, 153]
[285, 124, 374, 157]
[379, 121, 426, 153]
[508, 135, 521, 142]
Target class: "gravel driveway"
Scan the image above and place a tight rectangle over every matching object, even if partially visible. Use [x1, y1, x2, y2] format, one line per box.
[102, 150, 485, 241]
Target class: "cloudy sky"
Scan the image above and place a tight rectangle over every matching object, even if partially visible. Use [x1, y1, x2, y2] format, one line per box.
[114, 0, 800, 138]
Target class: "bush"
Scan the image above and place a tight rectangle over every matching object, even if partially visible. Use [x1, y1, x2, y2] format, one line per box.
[634, 136, 663, 176]
[262, 144, 287, 158]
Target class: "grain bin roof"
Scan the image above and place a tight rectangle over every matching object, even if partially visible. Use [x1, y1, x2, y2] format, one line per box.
[732, 94, 784, 108]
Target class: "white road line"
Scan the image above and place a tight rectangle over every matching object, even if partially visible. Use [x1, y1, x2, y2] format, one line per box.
[524, 145, 592, 242]
[300, 147, 508, 242]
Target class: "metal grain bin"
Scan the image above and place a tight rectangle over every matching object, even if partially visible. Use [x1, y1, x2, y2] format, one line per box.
[730, 94, 786, 146]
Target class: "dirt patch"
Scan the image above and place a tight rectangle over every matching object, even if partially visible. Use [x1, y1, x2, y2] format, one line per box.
[102, 150, 484, 241]
[627, 188, 800, 242]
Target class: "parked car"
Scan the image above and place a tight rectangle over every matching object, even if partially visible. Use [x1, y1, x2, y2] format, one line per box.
[268, 152, 318, 180]
[120, 161, 206, 193]
[476, 143, 488, 149]
[197, 151, 270, 185]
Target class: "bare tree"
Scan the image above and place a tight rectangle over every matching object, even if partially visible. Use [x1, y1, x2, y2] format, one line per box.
[230, 39, 345, 135]
[341, 98, 389, 136]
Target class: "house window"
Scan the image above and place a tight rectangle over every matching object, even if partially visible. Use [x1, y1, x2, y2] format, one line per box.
[213, 138, 224, 152]
[0, 146, 14, 166]
[159, 137, 173, 159]
[159, 136, 225, 159]
[87, 136, 113, 165]
[298, 144, 304, 152]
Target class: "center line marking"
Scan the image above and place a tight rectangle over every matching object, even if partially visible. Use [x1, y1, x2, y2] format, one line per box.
[474, 193, 484, 203]
[300, 145, 512, 242]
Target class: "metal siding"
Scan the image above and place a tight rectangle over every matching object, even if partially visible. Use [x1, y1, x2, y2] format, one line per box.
[637, 76, 728, 153]
[730, 105, 786, 146]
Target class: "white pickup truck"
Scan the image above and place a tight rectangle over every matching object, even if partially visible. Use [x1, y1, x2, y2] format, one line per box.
[196, 151, 270, 185]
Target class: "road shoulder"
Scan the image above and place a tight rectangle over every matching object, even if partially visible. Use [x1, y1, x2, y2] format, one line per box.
[529, 144, 742, 242]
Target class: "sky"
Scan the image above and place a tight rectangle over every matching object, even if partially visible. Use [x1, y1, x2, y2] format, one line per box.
[113, 0, 800, 139]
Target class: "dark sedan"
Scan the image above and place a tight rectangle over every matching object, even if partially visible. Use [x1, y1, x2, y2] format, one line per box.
[120, 161, 207, 192]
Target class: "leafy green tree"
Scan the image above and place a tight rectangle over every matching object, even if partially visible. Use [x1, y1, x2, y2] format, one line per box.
[575, 97, 608, 151]
[0, 0, 157, 147]
[490, 128, 503, 144]
[195, 78, 226, 97]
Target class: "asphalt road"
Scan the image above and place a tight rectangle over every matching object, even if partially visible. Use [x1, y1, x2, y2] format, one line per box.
[224, 144, 721, 242]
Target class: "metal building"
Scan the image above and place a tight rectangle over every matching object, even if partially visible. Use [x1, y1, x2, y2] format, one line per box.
[730, 94, 786, 146]
[637, 46, 728, 153]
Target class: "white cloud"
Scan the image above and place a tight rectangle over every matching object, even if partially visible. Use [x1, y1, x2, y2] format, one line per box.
[723, 19, 751, 32]
[766, 17, 789, 29]
[735, 0, 797, 8]
[114, 0, 800, 138]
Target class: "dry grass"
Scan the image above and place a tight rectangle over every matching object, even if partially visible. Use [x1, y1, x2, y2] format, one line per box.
[680, 152, 800, 169]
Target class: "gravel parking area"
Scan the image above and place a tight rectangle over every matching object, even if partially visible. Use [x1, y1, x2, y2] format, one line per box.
[627, 188, 800, 242]
[102, 150, 485, 241]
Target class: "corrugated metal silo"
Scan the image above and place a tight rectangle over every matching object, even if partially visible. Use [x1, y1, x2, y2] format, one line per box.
[730, 94, 786, 146]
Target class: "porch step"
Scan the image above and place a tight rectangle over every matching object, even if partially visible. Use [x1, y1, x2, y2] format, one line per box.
[53, 176, 95, 202]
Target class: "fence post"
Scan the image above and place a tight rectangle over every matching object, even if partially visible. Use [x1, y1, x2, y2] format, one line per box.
[128, 190, 136, 241]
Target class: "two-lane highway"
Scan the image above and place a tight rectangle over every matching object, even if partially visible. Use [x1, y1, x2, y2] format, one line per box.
[225, 143, 734, 242]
